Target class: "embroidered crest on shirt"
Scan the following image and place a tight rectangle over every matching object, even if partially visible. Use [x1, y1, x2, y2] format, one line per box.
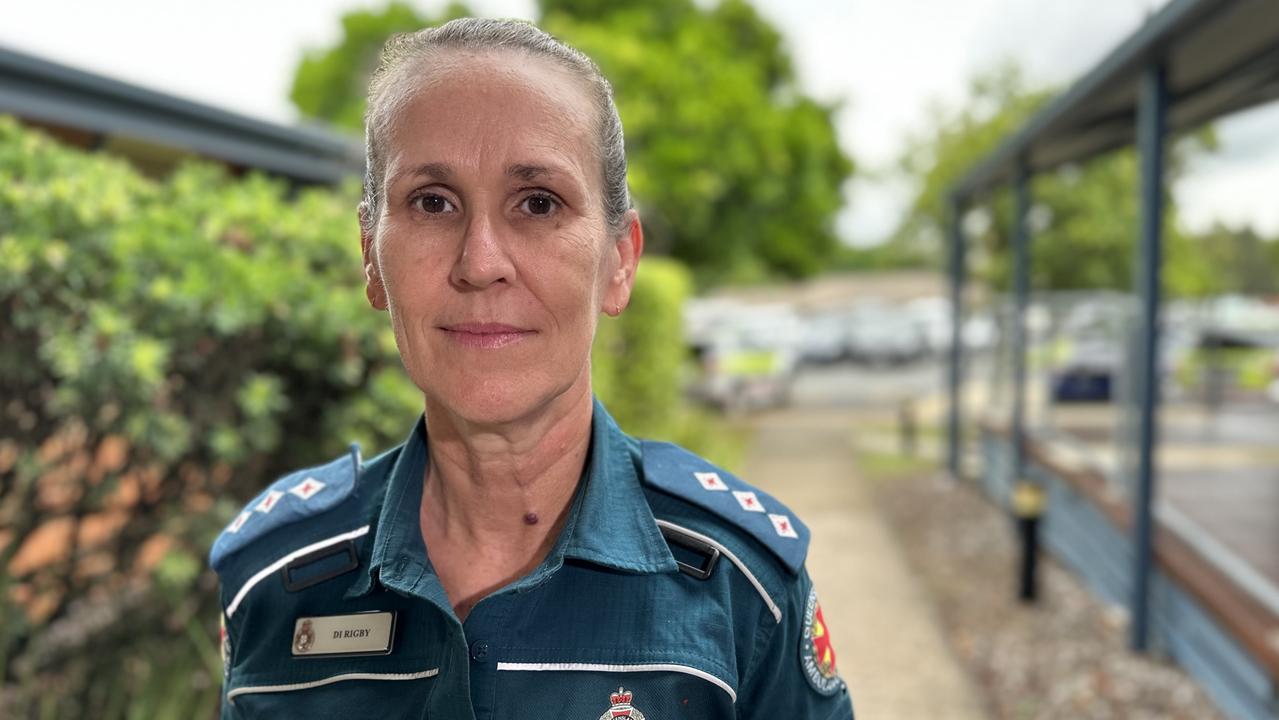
[694, 471, 728, 491]
[800, 588, 844, 696]
[598, 687, 646, 720]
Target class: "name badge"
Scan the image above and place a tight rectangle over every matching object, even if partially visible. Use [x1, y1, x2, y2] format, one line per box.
[292, 611, 396, 658]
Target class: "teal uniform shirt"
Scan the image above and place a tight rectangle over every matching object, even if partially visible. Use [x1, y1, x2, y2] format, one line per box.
[211, 398, 854, 719]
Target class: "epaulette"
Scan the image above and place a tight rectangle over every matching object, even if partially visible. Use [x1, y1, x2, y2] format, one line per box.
[209, 444, 362, 572]
[640, 440, 809, 574]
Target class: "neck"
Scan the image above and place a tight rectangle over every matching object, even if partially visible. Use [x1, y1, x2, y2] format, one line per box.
[420, 380, 594, 555]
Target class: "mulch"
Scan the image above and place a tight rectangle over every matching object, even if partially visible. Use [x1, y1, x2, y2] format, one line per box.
[874, 469, 1224, 720]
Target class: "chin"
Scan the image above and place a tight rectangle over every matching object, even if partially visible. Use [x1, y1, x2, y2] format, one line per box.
[424, 370, 577, 428]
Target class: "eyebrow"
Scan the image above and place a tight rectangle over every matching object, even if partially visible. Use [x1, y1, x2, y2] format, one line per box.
[403, 162, 453, 182]
[508, 163, 561, 182]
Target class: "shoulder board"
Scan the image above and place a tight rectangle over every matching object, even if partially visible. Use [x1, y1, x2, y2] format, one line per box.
[640, 440, 809, 574]
[209, 444, 362, 572]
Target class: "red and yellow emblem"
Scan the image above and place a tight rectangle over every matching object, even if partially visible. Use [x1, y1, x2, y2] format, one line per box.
[811, 602, 837, 678]
[799, 588, 843, 695]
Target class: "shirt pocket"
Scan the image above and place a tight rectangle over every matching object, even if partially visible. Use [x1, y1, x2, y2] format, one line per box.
[225, 662, 440, 720]
[493, 660, 737, 718]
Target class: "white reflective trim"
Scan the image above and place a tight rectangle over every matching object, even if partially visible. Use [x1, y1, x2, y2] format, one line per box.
[497, 662, 736, 703]
[225, 525, 370, 617]
[654, 519, 782, 623]
[226, 668, 438, 705]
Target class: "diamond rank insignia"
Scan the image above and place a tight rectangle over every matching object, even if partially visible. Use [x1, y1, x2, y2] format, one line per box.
[255, 489, 284, 514]
[227, 511, 251, 534]
[597, 687, 645, 720]
[694, 471, 728, 491]
[733, 490, 766, 513]
[769, 513, 799, 539]
[289, 476, 325, 500]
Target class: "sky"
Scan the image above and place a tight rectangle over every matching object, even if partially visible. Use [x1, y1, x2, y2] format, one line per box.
[2, 0, 1276, 245]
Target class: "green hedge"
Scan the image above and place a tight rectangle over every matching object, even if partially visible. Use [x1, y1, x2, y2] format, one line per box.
[0, 116, 721, 718]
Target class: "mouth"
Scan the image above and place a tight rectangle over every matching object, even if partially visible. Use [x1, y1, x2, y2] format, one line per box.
[438, 322, 536, 349]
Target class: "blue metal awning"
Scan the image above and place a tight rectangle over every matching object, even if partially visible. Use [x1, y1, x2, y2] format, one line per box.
[953, 0, 1279, 200]
[0, 43, 363, 185]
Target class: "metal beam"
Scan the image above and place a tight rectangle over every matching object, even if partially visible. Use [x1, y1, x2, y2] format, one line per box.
[1011, 160, 1032, 484]
[0, 44, 362, 185]
[946, 195, 967, 478]
[951, 0, 1234, 198]
[1131, 61, 1168, 652]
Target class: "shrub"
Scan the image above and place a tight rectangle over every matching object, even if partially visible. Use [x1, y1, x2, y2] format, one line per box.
[0, 116, 714, 718]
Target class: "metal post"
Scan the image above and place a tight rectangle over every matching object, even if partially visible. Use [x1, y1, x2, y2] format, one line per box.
[1011, 160, 1031, 485]
[1010, 159, 1043, 603]
[946, 195, 967, 479]
[1131, 61, 1167, 652]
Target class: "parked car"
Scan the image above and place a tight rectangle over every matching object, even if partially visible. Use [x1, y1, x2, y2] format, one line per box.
[902, 297, 1001, 354]
[1050, 337, 1121, 402]
[685, 305, 801, 411]
[687, 329, 796, 411]
[845, 308, 927, 366]
[799, 311, 849, 364]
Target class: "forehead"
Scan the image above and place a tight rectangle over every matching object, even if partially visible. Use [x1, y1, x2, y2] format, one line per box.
[383, 51, 598, 185]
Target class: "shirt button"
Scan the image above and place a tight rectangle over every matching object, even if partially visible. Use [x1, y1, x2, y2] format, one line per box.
[470, 641, 489, 662]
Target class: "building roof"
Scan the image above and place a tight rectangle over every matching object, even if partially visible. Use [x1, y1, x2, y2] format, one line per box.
[953, 0, 1279, 199]
[0, 43, 363, 185]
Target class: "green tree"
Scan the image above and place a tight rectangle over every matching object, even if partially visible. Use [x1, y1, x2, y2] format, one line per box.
[1192, 223, 1279, 296]
[288, 0, 854, 283]
[893, 62, 1214, 296]
[290, 1, 473, 131]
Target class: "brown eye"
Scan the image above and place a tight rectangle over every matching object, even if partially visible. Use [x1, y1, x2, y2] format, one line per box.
[415, 194, 455, 214]
[521, 194, 557, 216]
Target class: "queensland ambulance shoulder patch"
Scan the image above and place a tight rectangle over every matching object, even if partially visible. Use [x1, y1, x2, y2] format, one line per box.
[799, 587, 843, 696]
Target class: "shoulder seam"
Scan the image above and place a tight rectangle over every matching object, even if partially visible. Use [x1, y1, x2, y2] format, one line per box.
[224, 524, 370, 617]
[655, 519, 782, 623]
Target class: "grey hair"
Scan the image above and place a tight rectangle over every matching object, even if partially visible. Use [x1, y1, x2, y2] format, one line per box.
[360, 18, 631, 236]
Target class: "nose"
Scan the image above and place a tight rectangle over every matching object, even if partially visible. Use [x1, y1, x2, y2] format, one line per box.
[449, 210, 514, 290]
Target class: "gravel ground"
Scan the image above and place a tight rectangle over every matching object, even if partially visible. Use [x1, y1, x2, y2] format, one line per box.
[874, 468, 1224, 720]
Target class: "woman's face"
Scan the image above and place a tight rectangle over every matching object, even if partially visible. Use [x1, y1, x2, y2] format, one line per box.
[363, 51, 641, 426]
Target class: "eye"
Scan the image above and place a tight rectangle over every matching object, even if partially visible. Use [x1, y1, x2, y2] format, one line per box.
[412, 192, 457, 215]
[519, 193, 559, 217]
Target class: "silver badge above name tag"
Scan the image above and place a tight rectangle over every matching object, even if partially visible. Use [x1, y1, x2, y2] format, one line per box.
[292, 611, 396, 658]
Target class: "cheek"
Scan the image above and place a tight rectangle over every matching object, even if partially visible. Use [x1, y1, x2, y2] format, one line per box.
[519, 234, 606, 317]
[375, 232, 447, 301]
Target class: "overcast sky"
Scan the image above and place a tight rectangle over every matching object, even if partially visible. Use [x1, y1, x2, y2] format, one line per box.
[3, 0, 1276, 244]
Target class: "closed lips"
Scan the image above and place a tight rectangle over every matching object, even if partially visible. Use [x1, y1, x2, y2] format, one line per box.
[439, 323, 535, 348]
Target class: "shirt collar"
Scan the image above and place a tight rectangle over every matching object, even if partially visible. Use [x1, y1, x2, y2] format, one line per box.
[351, 397, 676, 598]
[563, 397, 678, 574]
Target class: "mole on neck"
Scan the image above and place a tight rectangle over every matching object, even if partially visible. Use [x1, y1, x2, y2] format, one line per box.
[523, 512, 539, 526]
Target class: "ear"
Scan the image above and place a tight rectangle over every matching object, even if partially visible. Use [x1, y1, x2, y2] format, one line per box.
[602, 210, 644, 317]
[359, 201, 388, 311]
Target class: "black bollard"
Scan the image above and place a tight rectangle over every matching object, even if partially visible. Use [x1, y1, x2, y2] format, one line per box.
[1011, 481, 1045, 603]
[1017, 514, 1039, 602]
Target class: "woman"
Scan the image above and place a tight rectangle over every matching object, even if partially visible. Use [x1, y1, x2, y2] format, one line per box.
[211, 18, 853, 719]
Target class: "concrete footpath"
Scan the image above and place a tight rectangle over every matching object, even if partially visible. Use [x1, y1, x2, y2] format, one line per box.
[742, 407, 987, 720]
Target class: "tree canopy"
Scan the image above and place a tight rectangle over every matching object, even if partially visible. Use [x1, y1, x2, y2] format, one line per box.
[893, 62, 1220, 297]
[289, 0, 854, 284]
